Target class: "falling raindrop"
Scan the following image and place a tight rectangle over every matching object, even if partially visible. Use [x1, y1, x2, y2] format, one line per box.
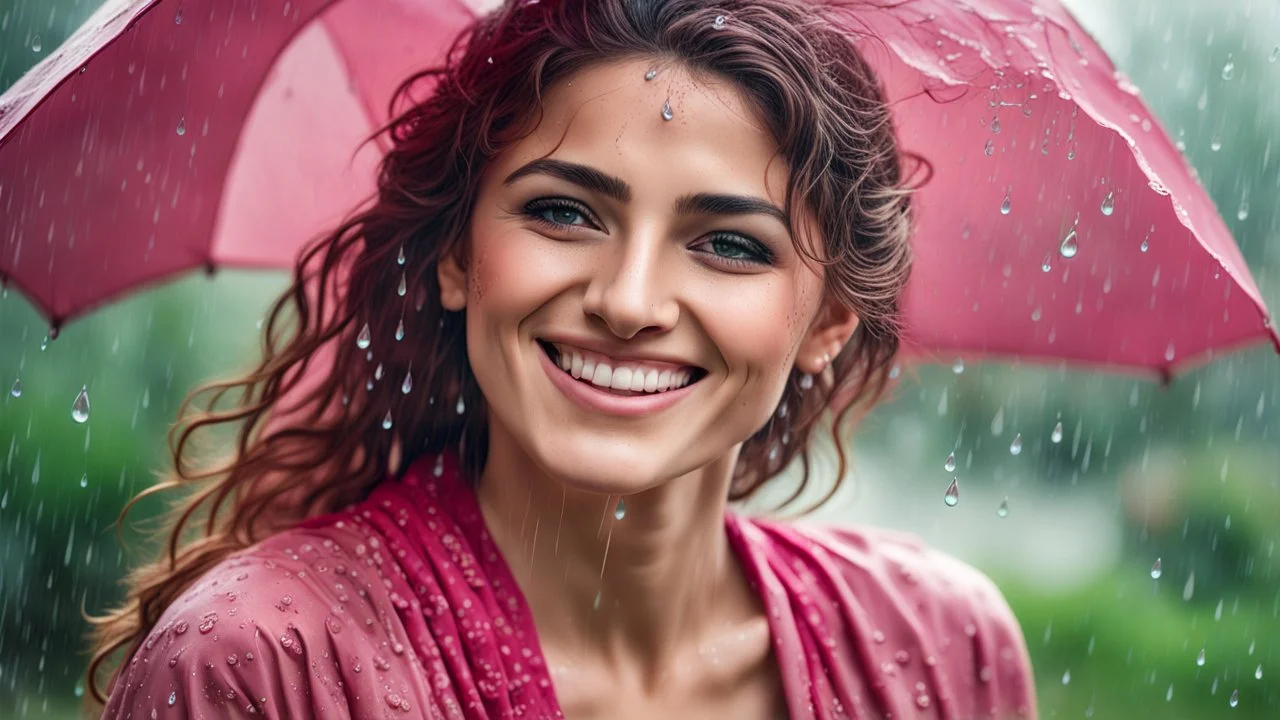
[168, 691, 177, 706]
[593, 591, 602, 610]
[1256, 665, 1263, 680]
[1183, 571, 1196, 601]
[374, 363, 384, 381]
[1271, 46, 1279, 63]
[433, 455, 444, 478]
[382, 411, 393, 430]
[1237, 200, 1249, 221]
[1165, 342, 1176, 362]
[997, 497, 1010, 518]
[1140, 238, 1149, 253]
[1059, 227, 1079, 259]
[356, 323, 372, 349]
[1041, 255, 1052, 272]
[9, 379, 20, 398]
[712, 14, 726, 30]
[1000, 192, 1012, 215]
[1221, 54, 1235, 80]
[661, 100, 674, 121]
[1009, 433, 1023, 455]
[614, 498, 626, 520]
[31, 35, 41, 53]
[175, 7, 183, 24]
[397, 273, 407, 297]
[456, 396, 466, 415]
[991, 406, 1005, 436]
[396, 245, 406, 266]
[176, 117, 186, 136]
[1196, 648, 1206, 667]
[1210, 133, 1222, 152]
[1100, 190, 1115, 216]
[401, 372, 413, 395]
[395, 319, 405, 341]
[943, 478, 960, 507]
[1050, 421, 1064, 444]
[71, 386, 91, 424]
[1229, 690, 1238, 708]
[943, 452, 957, 472]
[1062, 669, 1071, 685]
[952, 358, 965, 374]
[1150, 558, 1162, 579]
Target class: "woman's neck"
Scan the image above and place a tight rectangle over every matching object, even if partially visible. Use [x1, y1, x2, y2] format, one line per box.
[474, 426, 759, 689]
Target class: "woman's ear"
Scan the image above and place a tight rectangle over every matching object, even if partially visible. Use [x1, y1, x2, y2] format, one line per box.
[795, 301, 861, 375]
[437, 250, 468, 311]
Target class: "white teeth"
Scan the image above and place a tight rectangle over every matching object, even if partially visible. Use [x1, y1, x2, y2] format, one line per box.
[550, 344, 696, 394]
[610, 367, 633, 391]
[630, 370, 647, 392]
[581, 358, 596, 380]
[571, 352, 584, 378]
[657, 370, 672, 391]
[643, 370, 659, 392]
[591, 364, 613, 388]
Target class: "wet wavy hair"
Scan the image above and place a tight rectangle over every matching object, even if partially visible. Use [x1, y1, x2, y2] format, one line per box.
[87, 0, 920, 703]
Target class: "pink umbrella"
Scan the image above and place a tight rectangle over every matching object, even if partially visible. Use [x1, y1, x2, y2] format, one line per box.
[0, 0, 1275, 379]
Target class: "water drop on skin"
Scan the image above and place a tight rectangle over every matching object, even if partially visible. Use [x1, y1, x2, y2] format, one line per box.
[356, 323, 372, 349]
[1196, 648, 1206, 667]
[943, 478, 960, 507]
[997, 497, 1010, 518]
[1009, 434, 1023, 455]
[644, 68, 657, 81]
[1059, 227, 1079, 259]
[614, 498, 626, 520]
[382, 411, 393, 430]
[1050, 421, 1064, 444]
[1100, 190, 1115, 216]
[1000, 192, 1011, 215]
[661, 100, 674, 121]
[9, 379, 20, 398]
[1151, 558, 1162, 579]
[943, 452, 956, 472]
[71, 386, 91, 424]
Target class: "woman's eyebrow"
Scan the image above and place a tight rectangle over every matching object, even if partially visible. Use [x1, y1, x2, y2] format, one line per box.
[503, 158, 788, 224]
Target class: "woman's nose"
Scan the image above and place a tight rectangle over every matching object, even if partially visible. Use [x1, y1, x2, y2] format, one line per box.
[581, 238, 680, 339]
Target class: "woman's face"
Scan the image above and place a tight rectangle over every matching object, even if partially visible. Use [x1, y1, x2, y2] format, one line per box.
[440, 59, 855, 492]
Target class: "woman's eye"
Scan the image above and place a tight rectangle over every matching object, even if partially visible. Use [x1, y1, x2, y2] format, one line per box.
[524, 199, 596, 229]
[698, 234, 773, 267]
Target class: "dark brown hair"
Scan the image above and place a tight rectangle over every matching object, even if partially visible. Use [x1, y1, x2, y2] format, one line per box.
[87, 0, 918, 703]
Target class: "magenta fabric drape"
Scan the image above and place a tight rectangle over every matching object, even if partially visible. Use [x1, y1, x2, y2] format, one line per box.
[103, 454, 1034, 718]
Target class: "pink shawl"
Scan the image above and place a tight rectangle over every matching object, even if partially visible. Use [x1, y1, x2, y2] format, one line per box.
[103, 454, 1035, 718]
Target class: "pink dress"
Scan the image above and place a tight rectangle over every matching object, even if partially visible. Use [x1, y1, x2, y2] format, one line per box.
[103, 454, 1036, 719]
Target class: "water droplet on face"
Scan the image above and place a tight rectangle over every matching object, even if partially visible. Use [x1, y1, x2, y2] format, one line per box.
[1151, 558, 1162, 579]
[614, 498, 626, 520]
[645, 68, 657, 80]
[1059, 228, 1079, 259]
[455, 396, 466, 415]
[943, 452, 956, 472]
[396, 245, 406, 265]
[71, 386, 91, 423]
[1229, 689, 1238, 708]
[712, 14, 726, 30]
[9, 379, 20, 398]
[661, 100, 674, 121]
[1009, 434, 1023, 455]
[382, 411, 393, 430]
[1050, 422, 1064, 444]
[943, 478, 960, 507]
[356, 323, 372, 349]
[1000, 192, 1012, 215]
[395, 319, 405, 341]
[1100, 190, 1115, 216]
[1196, 648, 1206, 666]
[1221, 55, 1234, 80]
[401, 372, 413, 394]
[997, 497, 1009, 518]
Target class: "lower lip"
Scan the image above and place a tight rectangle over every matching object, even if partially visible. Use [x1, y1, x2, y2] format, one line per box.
[538, 346, 698, 417]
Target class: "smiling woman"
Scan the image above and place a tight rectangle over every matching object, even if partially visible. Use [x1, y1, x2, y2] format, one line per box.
[90, 1, 1035, 718]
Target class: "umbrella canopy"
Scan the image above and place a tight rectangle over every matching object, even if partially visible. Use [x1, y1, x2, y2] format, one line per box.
[0, 0, 1275, 378]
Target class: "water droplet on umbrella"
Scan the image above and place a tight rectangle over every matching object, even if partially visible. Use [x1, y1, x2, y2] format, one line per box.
[1210, 133, 1222, 152]
[943, 452, 956, 472]
[614, 498, 626, 520]
[1050, 422, 1064, 443]
[1000, 192, 1011, 215]
[9, 379, 20, 398]
[1151, 558, 1162, 579]
[661, 100, 673, 121]
[712, 14, 726, 29]
[943, 478, 960, 507]
[356, 323, 372, 349]
[1100, 190, 1115, 216]
[198, 612, 217, 634]
[1059, 228, 1079, 258]
[1009, 434, 1023, 455]
[80, 474, 88, 489]
[401, 372, 413, 395]
[395, 319, 405, 341]
[1196, 648, 1206, 666]
[396, 245, 406, 265]
[997, 497, 1009, 518]
[71, 386, 90, 423]
[397, 272, 407, 297]
[645, 68, 657, 80]
[31, 36, 41, 53]
[990, 117, 1001, 134]
[382, 411, 393, 430]
[176, 117, 186, 136]
[1229, 689, 1238, 708]
[984, 139, 995, 156]
[1221, 55, 1234, 80]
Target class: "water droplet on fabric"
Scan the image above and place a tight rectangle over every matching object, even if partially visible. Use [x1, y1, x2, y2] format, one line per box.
[71, 386, 91, 423]
[356, 323, 372, 349]
[943, 478, 960, 507]
[1009, 434, 1023, 455]
[1000, 192, 1012, 215]
[614, 498, 626, 520]
[1100, 190, 1115, 216]
[1059, 228, 1079, 259]
[943, 452, 956, 472]
[997, 497, 1009, 518]
[661, 100, 674, 121]
[1150, 558, 1162, 579]
[1196, 648, 1206, 666]
[1050, 422, 1064, 444]
[9, 379, 20, 397]
[382, 411, 393, 430]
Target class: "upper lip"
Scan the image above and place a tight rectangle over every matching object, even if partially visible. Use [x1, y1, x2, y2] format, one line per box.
[538, 335, 704, 372]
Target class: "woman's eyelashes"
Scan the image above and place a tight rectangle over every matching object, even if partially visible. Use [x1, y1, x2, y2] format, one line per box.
[521, 196, 776, 268]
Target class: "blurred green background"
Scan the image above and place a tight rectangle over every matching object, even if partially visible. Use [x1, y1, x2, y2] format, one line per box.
[1, 0, 1278, 717]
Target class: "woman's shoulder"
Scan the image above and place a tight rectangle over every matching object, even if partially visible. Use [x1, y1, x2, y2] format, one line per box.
[101, 518, 426, 718]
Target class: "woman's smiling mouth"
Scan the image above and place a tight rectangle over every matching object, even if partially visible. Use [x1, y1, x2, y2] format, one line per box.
[537, 340, 705, 414]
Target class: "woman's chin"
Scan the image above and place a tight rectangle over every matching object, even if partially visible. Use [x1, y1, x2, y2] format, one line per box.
[525, 438, 685, 496]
